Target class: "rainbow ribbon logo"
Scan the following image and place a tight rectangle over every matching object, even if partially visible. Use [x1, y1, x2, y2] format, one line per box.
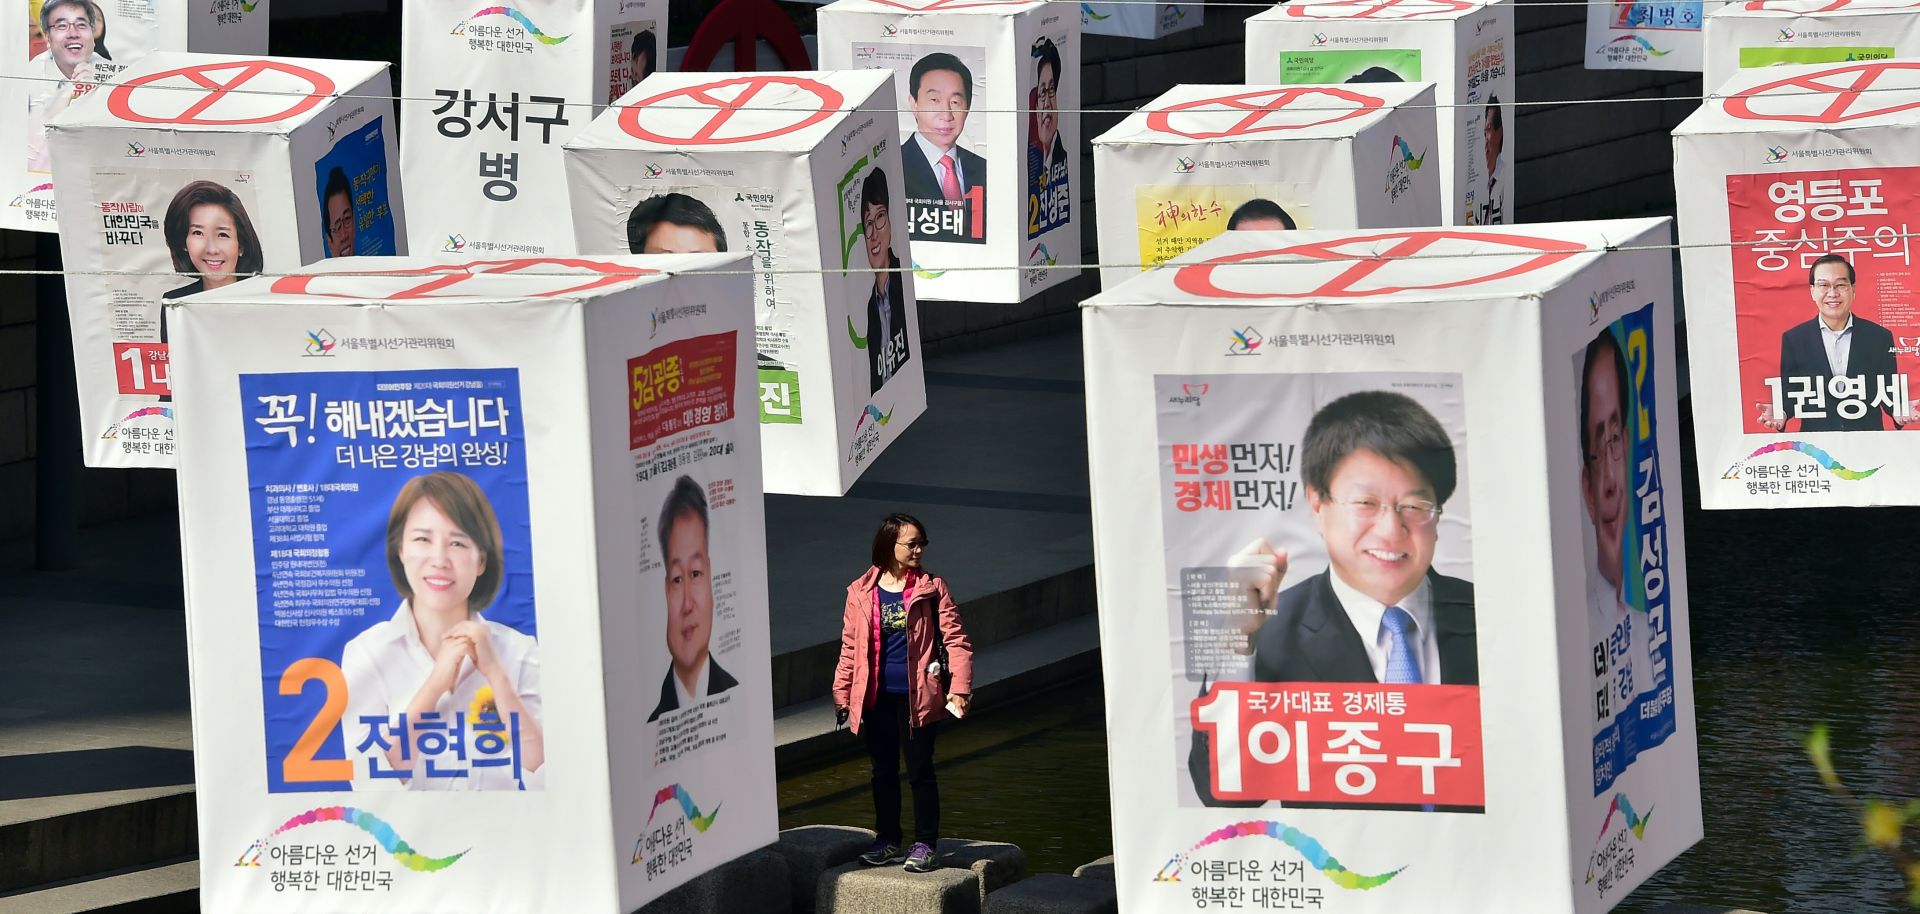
[1391, 136, 1426, 170]
[1605, 35, 1671, 57]
[241, 0, 260, 11]
[1082, 3, 1112, 19]
[1745, 441, 1881, 481]
[855, 403, 893, 433]
[1156, 821, 1404, 891]
[1029, 243, 1058, 266]
[847, 316, 868, 349]
[453, 8, 571, 44]
[236, 807, 465, 873]
[1585, 794, 1654, 882]
[912, 260, 946, 280]
[100, 407, 175, 439]
[649, 785, 722, 831]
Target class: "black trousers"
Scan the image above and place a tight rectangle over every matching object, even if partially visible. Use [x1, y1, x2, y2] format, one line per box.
[863, 690, 939, 846]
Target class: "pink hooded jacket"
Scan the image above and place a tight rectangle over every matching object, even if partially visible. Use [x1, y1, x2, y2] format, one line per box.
[831, 567, 974, 733]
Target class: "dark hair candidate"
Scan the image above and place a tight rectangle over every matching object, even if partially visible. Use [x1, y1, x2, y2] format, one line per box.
[656, 475, 710, 558]
[861, 167, 890, 213]
[1031, 37, 1061, 85]
[385, 471, 507, 613]
[41, 0, 110, 60]
[1301, 391, 1457, 505]
[1809, 252, 1855, 285]
[910, 52, 974, 107]
[1226, 198, 1296, 231]
[163, 180, 265, 278]
[626, 192, 728, 254]
[322, 166, 352, 237]
[1486, 96, 1503, 132]
[1579, 330, 1629, 464]
[1344, 66, 1402, 83]
[870, 512, 929, 573]
[633, 29, 657, 80]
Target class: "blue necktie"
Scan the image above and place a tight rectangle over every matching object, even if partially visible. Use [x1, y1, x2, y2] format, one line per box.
[1381, 606, 1424, 685]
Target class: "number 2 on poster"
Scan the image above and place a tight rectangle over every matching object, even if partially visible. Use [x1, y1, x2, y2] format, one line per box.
[280, 657, 353, 783]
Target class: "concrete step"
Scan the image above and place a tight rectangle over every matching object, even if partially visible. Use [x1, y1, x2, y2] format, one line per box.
[772, 565, 1095, 710]
[0, 859, 197, 914]
[0, 783, 195, 895]
[774, 614, 1101, 770]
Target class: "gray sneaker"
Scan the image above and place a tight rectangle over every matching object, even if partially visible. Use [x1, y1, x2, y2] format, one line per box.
[903, 842, 937, 873]
[859, 840, 902, 866]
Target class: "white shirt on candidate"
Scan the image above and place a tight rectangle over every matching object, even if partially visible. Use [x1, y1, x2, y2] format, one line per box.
[911, 132, 969, 193]
[1328, 571, 1441, 685]
[1821, 314, 1854, 376]
[340, 601, 544, 790]
[671, 656, 713, 711]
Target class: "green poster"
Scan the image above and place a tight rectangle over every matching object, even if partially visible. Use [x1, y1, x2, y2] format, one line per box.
[757, 368, 803, 424]
[1279, 49, 1422, 85]
[1739, 46, 1895, 68]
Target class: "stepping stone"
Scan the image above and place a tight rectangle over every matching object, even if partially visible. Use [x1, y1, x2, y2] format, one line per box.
[774, 825, 877, 914]
[817, 859, 982, 914]
[1071, 856, 1114, 882]
[985, 873, 1119, 914]
[935, 838, 1028, 910]
[638, 845, 790, 914]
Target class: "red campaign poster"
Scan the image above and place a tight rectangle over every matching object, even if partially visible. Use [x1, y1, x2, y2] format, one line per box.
[1727, 166, 1920, 433]
[629, 331, 739, 449]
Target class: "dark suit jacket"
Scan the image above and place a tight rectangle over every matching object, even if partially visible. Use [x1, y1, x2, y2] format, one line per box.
[1251, 569, 1478, 686]
[1779, 315, 1899, 432]
[902, 139, 988, 205]
[1189, 569, 1478, 809]
[648, 656, 737, 722]
[866, 253, 910, 395]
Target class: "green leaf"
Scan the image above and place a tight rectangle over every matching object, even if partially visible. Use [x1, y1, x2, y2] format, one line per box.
[1805, 723, 1842, 791]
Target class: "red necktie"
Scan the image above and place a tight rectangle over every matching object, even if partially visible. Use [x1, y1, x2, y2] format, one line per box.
[939, 153, 961, 202]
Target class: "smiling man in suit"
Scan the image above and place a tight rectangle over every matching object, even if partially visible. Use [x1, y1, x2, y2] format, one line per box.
[901, 52, 987, 243]
[1240, 390, 1477, 686]
[649, 475, 737, 722]
[1762, 253, 1910, 432]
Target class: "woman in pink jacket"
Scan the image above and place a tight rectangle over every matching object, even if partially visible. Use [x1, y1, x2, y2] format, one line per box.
[832, 513, 974, 874]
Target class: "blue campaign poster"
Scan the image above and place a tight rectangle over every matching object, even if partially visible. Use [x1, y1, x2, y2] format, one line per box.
[240, 367, 542, 793]
[313, 116, 397, 258]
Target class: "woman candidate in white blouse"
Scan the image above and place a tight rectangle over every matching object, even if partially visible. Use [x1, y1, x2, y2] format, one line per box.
[341, 471, 546, 790]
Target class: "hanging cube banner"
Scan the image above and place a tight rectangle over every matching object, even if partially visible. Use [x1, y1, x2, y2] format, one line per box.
[169, 253, 778, 913]
[1080, 1, 1203, 40]
[1587, 0, 1717, 69]
[401, 0, 668, 258]
[564, 70, 929, 495]
[1674, 59, 1920, 508]
[0, 0, 270, 232]
[1083, 220, 1701, 914]
[1091, 82, 1441, 290]
[819, 0, 1081, 303]
[1246, 0, 1511, 228]
[47, 52, 406, 470]
[1703, 0, 1920, 93]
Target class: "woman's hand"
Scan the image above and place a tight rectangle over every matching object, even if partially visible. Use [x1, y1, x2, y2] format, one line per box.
[445, 620, 502, 680]
[947, 694, 970, 717]
[427, 628, 474, 694]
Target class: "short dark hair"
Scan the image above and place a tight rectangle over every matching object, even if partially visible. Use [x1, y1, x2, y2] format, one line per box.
[1579, 330, 1629, 464]
[1809, 252, 1854, 285]
[626, 192, 727, 254]
[163, 180, 264, 278]
[633, 29, 657, 80]
[1344, 67, 1402, 84]
[1227, 198, 1296, 231]
[870, 512, 929, 572]
[1301, 391, 1457, 505]
[385, 472, 506, 613]
[861, 167, 890, 213]
[910, 53, 973, 107]
[1486, 97, 1503, 132]
[656, 475, 709, 558]
[322, 166, 352, 237]
[1032, 37, 1061, 86]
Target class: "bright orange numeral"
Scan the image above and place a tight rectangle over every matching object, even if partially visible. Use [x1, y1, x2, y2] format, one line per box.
[279, 657, 353, 783]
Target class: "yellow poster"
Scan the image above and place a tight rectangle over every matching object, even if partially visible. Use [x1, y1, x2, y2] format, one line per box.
[1133, 184, 1310, 270]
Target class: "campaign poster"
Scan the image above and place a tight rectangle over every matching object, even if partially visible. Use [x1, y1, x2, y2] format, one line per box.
[625, 330, 751, 883]
[1154, 371, 1485, 812]
[313, 117, 398, 258]
[1587, 0, 1705, 69]
[1132, 184, 1314, 272]
[854, 42, 991, 246]
[1572, 305, 1677, 799]
[837, 160, 915, 401]
[18, 0, 153, 228]
[239, 367, 543, 794]
[609, 19, 660, 102]
[1025, 27, 1070, 240]
[83, 167, 264, 411]
[1277, 48, 1421, 84]
[1463, 35, 1510, 227]
[1739, 45, 1895, 66]
[1725, 167, 1920, 436]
